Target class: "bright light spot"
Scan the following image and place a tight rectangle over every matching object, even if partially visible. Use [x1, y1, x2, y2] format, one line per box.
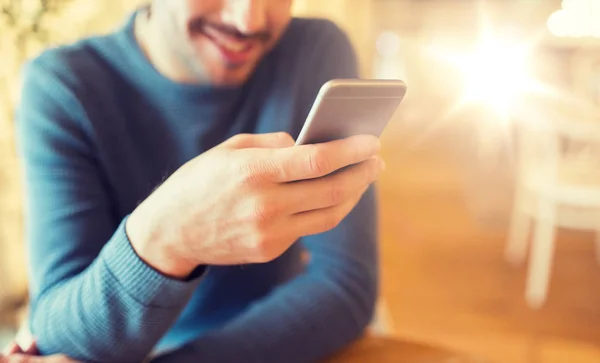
[376, 31, 401, 57]
[459, 39, 534, 116]
[413, 4, 561, 157]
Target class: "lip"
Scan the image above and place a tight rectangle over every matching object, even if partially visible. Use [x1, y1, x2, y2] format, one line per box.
[201, 26, 257, 66]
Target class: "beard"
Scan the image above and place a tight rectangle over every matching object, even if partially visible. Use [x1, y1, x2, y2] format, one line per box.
[148, 2, 211, 83]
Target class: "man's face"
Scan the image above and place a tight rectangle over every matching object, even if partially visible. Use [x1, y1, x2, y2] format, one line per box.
[153, 0, 293, 85]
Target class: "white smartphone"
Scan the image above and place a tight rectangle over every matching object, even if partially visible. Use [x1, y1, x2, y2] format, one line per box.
[295, 79, 407, 145]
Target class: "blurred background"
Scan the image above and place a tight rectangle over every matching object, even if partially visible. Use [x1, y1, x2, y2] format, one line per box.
[1, 0, 600, 361]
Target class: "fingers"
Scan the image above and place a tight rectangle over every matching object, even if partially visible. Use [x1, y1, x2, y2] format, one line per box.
[282, 156, 383, 213]
[2, 343, 22, 356]
[0, 354, 78, 363]
[222, 132, 295, 149]
[269, 135, 381, 182]
[22, 342, 37, 356]
[0, 341, 75, 363]
[290, 185, 368, 237]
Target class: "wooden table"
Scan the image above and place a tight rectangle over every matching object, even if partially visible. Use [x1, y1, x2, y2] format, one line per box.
[326, 335, 492, 363]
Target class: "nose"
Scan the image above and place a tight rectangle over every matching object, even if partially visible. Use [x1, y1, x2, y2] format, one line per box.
[224, 0, 267, 34]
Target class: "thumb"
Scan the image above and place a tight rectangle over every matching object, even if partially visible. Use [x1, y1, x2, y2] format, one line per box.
[221, 132, 295, 149]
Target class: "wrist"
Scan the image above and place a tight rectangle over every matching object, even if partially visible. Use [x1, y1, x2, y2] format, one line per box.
[125, 207, 196, 280]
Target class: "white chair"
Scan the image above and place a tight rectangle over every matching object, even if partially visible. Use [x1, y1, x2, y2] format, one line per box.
[369, 299, 395, 336]
[506, 110, 600, 309]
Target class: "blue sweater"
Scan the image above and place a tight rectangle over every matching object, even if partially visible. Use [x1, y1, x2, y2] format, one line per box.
[16, 10, 379, 363]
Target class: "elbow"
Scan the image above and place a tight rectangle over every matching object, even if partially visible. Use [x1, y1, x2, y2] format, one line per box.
[29, 303, 145, 363]
[31, 324, 139, 363]
[28, 307, 89, 361]
[28, 308, 72, 359]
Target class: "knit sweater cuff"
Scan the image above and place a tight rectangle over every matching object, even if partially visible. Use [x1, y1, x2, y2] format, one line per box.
[102, 216, 202, 308]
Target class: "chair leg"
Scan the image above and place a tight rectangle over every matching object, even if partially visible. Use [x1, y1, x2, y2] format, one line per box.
[506, 189, 530, 266]
[369, 299, 394, 336]
[525, 199, 557, 309]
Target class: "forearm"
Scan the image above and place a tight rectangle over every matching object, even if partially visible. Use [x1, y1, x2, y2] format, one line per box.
[30, 218, 200, 362]
[153, 273, 376, 363]
[153, 187, 379, 363]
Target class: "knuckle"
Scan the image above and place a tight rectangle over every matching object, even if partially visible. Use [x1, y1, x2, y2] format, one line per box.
[250, 195, 277, 225]
[237, 165, 255, 185]
[275, 132, 295, 145]
[307, 146, 330, 175]
[228, 133, 250, 146]
[328, 180, 345, 205]
[271, 151, 291, 181]
[239, 158, 279, 185]
[238, 160, 266, 185]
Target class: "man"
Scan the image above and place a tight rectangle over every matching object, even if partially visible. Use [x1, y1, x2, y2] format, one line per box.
[14, 0, 383, 362]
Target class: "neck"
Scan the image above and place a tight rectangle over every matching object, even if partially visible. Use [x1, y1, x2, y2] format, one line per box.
[134, 7, 208, 85]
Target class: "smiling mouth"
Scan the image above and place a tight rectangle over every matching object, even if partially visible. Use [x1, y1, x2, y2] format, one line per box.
[192, 23, 259, 66]
[205, 27, 254, 52]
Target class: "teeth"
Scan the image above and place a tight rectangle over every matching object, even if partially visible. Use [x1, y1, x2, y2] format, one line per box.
[205, 28, 249, 53]
[218, 38, 247, 52]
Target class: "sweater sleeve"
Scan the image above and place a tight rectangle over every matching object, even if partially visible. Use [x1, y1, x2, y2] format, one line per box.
[16, 53, 201, 362]
[153, 187, 378, 363]
[152, 20, 379, 363]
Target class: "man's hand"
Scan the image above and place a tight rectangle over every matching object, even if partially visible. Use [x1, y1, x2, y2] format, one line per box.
[1, 342, 78, 363]
[0, 354, 77, 363]
[126, 132, 384, 278]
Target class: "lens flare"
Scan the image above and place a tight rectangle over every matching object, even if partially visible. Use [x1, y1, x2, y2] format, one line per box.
[459, 38, 535, 118]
